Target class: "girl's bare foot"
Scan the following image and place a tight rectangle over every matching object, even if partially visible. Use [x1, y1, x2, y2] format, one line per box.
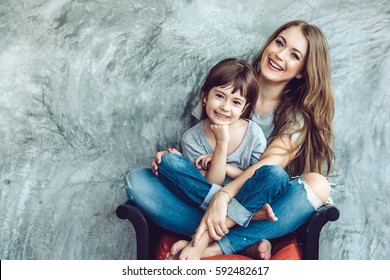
[264, 204, 278, 221]
[253, 203, 278, 221]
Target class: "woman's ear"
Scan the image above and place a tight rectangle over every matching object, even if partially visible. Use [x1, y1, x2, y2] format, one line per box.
[295, 73, 303, 79]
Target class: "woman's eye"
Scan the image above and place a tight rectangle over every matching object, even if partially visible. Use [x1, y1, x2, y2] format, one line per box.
[275, 39, 284, 47]
[291, 52, 300, 60]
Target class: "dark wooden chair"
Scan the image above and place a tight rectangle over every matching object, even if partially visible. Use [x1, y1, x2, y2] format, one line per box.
[116, 200, 340, 260]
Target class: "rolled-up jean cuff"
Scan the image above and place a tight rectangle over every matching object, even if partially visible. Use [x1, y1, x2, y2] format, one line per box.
[200, 183, 222, 211]
[227, 198, 253, 227]
[218, 236, 235, 254]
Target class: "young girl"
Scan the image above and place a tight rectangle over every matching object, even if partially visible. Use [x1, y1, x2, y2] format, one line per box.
[156, 58, 277, 224]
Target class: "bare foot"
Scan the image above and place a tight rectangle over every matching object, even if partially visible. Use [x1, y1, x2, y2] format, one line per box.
[240, 239, 272, 260]
[176, 242, 205, 260]
[166, 231, 212, 260]
[257, 239, 272, 260]
[253, 204, 278, 221]
[263, 204, 278, 222]
[165, 240, 190, 260]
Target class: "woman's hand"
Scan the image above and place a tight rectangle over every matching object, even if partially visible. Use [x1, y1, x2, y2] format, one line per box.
[194, 154, 213, 170]
[192, 190, 231, 245]
[151, 148, 181, 176]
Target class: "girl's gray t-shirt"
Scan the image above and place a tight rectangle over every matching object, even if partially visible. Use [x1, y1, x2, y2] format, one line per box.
[181, 119, 267, 185]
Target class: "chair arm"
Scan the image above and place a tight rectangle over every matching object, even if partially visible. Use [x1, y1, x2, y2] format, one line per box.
[116, 201, 151, 260]
[302, 204, 340, 259]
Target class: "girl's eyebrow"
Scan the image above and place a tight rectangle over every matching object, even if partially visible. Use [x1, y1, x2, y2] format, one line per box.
[277, 35, 303, 56]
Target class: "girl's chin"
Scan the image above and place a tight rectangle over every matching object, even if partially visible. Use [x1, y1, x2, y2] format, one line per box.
[210, 120, 231, 125]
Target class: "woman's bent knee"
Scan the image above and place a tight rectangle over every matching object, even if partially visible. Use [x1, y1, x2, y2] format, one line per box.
[255, 165, 288, 180]
[125, 168, 156, 200]
[301, 173, 330, 204]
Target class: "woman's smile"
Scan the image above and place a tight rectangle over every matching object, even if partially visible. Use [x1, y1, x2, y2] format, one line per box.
[268, 58, 283, 71]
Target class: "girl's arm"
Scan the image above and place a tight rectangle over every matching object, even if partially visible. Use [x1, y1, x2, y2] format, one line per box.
[195, 156, 243, 180]
[193, 135, 298, 242]
[203, 124, 230, 185]
[225, 164, 244, 180]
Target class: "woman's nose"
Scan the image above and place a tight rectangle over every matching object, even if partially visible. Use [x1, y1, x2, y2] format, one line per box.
[276, 49, 287, 61]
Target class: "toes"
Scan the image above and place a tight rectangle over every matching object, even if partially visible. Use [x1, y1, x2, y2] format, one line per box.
[169, 240, 190, 257]
[258, 239, 272, 260]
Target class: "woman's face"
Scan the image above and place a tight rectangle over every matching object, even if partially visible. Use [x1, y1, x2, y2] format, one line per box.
[260, 26, 308, 85]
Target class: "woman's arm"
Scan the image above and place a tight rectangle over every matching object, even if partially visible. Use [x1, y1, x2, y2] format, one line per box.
[193, 136, 298, 242]
[223, 135, 296, 196]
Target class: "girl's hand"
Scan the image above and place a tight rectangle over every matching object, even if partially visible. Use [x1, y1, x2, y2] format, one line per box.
[192, 190, 231, 245]
[151, 148, 181, 176]
[210, 124, 230, 143]
[194, 154, 213, 170]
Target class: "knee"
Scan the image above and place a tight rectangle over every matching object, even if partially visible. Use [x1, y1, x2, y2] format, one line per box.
[159, 152, 188, 173]
[254, 165, 289, 181]
[301, 173, 330, 204]
[125, 168, 150, 199]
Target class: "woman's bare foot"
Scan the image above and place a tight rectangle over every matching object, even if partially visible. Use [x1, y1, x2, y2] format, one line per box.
[257, 239, 272, 260]
[252, 204, 278, 221]
[240, 239, 272, 260]
[176, 242, 205, 260]
[165, 240, 190, 260]
[166, 239, 207, 260]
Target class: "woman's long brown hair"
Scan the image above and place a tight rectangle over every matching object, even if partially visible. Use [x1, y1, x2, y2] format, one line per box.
[252, 20, 335, 176]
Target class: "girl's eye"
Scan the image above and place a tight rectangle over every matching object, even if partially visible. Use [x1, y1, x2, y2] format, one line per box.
[216, 93, 224, 99]
[233, 101, 242, 106]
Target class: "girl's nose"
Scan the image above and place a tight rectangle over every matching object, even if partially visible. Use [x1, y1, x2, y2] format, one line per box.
[221, 102, 230, 111]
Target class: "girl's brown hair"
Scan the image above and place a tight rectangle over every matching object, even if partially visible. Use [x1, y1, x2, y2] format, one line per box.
[252, 20, 335, 176]
[200, 58, 259, 120]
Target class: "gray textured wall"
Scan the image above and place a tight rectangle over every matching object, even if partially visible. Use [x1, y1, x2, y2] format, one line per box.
[0, 0, 389, 260]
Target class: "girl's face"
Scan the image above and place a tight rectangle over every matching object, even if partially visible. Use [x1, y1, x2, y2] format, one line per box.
[203, 84, 248, 125]
[260, 26, 308, 85]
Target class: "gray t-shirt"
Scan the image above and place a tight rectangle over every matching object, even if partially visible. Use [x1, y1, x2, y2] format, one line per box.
[181, 119, 267, 185]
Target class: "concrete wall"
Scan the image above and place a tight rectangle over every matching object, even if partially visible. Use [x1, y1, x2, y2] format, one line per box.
[0, 0, 389, 259]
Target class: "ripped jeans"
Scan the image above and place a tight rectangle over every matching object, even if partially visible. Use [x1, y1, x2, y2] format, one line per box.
[126, 153, 323, 254]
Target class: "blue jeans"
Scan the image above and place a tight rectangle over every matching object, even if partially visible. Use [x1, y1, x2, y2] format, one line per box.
[157, 153, 290, 227]
[126, 153, 321, 254]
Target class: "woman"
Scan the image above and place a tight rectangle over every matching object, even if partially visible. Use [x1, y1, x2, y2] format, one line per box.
[126, 20, 334, 260]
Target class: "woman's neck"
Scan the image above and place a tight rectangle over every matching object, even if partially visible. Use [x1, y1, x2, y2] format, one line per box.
[256, 77, 285, 115]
